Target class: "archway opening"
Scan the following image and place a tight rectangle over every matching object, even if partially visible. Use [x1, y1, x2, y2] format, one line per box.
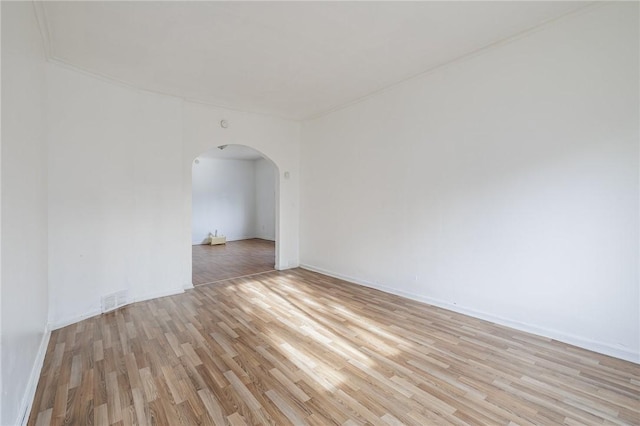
[191, 144, 279, 285]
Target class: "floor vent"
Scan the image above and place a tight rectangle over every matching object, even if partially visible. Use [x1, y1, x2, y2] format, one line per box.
[101, 290, 128, 313]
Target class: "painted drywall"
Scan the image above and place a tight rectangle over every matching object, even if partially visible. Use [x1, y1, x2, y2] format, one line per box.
[41, 2, 589, 120]
[1, 3, 50, 424]
[255, 158, 277, 241]
[182, 101, 300, 275]
[45, 62, 300, 327]
[192, 157, 277, 244]
[192, 158, 258, 243]
[46, 63, 185, 327]
[300, 3, 639, 362]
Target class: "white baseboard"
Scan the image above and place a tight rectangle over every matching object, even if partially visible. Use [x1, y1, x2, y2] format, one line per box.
[131, 287, 185, 304]
[50, 287, 186, 331]
[49, 309, 102, 331]
[277, 261, 298, 271]
[17, 324, 51, 426]
[299, 263, 639, 364]
[192, 235, 257, 245]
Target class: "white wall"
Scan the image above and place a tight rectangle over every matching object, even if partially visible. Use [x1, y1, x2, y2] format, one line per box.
[192, 158, 257, 243]
[255, 158, 276, 241]
[192, 156, 276, 244]
[182, 101, 300, 274]
[45, 62, 300, 327]
[300, 3, 639, 362]
[46, 63, 185, 327]
[1, 3, 50, 424]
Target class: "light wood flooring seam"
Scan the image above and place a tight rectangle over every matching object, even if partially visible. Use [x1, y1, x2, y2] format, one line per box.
[192, 238, 275, 285]
[28, 268, 640, 425]
[195, 270, 277, 287]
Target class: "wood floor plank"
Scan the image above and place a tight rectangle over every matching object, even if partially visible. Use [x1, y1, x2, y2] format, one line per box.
[34, 408, 52, 426]
[93, 403, 108, 426]
[28, 268, 640, 425]
[192, 238, 275, 285]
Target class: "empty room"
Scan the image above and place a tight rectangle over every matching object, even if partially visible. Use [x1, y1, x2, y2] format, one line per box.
[191, 145, 278, 285]
[1, 1, 638, 426]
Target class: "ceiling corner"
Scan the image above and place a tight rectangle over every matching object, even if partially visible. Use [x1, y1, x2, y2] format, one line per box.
[32, 1, 54, 60]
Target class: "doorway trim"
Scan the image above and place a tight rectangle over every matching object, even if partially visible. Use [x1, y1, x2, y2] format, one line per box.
[186, 144, 281, 287]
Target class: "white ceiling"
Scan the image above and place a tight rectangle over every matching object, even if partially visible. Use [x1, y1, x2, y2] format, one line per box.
[41, 1, 591, 120]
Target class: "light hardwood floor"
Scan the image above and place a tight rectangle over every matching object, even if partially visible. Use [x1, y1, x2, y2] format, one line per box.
[29, 269, 639, 425]
[192, 238, 275, 285]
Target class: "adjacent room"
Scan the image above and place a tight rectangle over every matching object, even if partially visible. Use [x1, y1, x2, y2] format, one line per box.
[191, 145, 277, 285]
[2, 1, 638, 425]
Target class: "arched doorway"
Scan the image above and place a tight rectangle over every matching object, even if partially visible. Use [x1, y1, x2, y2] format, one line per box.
[190, 144, 280, 285]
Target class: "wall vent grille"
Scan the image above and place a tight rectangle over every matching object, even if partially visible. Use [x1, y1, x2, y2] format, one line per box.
[101, 290, 128, 313]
